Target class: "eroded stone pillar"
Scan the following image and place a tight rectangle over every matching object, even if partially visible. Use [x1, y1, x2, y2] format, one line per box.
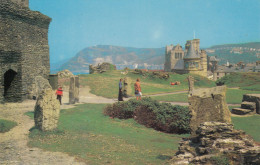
[34, 88, 60, 131]
[75, 76, 79, 103]
[188, 86, 231, 135]
[123, 77, 131, 98]
[188, 75, 194, 93]
[69, 76, 75, 104]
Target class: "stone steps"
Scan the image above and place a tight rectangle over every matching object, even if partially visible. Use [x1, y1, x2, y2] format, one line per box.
[232, 108, 253, 115]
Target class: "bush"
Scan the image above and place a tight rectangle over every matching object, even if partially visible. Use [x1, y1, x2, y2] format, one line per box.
[103, 99, 143, 119]
[104, 97, 191, 134]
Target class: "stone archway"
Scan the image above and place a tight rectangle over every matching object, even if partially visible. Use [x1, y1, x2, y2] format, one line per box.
[4, 69, 18, 101]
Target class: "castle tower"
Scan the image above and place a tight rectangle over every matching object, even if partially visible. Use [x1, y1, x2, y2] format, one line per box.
[0, 0, 51, 102]
[183, 41, 201, 71]
[10, 0, 29, 8]
[164, 44, 184, 72]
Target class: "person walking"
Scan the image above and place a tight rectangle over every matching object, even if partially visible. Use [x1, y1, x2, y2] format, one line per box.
[56, 86, 63, 105]
[134, 78, 142, 100]
[118, 78, 124, 101]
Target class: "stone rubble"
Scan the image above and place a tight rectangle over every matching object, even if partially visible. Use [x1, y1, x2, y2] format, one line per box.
[171, 122, 260, 165]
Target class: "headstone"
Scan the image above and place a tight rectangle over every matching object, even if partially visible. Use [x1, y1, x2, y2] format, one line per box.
[34, 88, 60, 131]
[188, 75, 194, 93]
[188, 86, 231, 135]
[242, 94, 260, 114]
[123, 77, 131, 98]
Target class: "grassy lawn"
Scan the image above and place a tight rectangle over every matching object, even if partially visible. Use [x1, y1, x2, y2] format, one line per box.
[0, 119, 17, 133]
[232, 115, 260, 142]
[79, 70, 215, 98]
[151, 88, 260, 104]
[151, 93, 188, 102]
[226, 88, 260, 104]
[28, 104, 189, 165]
[216, 72, 260, 91]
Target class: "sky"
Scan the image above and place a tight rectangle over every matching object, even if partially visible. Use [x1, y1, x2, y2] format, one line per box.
[29, 0, 260, 64]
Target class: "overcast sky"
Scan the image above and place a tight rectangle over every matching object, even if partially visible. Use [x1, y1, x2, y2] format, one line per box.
[30, 0, 260, 64]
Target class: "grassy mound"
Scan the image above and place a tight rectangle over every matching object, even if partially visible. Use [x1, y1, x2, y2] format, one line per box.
[0, 119, 17, 133]
[28, 104, 188, 164]
[104, 98, 191, 134]
[216, 72, 260, 91]
[79, 70, 215, 98]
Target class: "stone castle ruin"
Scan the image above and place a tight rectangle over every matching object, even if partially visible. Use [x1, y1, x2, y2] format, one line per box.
[0, 0, 51, 103]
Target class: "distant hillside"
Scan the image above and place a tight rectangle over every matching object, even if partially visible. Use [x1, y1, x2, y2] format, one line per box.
[54, 42, 260, 74]
[210, 42, 260, 49]
[206, 42, 260, 65]
[58, 45, 165, 73]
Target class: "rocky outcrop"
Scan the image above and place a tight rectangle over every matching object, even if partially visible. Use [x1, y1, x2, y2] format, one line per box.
[34, 88, 60, 131]
[57, 69, 74, 78]
[188, 86, 231, 135]
[171, 122, 260, 165]
[89, 62, 116, 74]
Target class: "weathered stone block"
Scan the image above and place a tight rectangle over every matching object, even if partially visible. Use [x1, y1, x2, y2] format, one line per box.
[241, 101, 256, 111]
[34, 88, 60, 131]
[75, 76, 79, 103]
[232, 108, 254, 115]
[69, 76, 75, 104]
[242, 94, 260, 114]
[123, 77, 131, 98]
[188, 86, 231, 135]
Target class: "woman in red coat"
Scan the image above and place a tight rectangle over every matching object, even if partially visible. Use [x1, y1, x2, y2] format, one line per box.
[56, 87, 63, 105]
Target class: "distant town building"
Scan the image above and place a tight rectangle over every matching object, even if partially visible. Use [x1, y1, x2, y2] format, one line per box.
[213, 61, 260, 80]
[164, 39, 208, 77]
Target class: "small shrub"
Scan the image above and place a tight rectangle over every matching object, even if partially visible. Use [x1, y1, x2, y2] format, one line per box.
[104, 97, 191, 134]
[103, 99, 142, 119]
[0, 119, 17, 133]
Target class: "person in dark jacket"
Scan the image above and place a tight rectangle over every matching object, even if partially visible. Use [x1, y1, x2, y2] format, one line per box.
[56, 87, 63, 105]
[118, 79, 124, 101]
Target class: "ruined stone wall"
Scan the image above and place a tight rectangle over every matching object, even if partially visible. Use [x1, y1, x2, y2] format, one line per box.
[0, 0, 51, 102]
[10, 0, 29, 8]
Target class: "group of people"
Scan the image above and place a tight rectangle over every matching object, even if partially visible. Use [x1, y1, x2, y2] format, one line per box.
[56, 78, 142, 105]
[118, 78, 142, 101]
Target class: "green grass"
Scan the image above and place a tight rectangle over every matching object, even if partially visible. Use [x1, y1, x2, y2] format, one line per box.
[232, 115, 260, 142]
[151, 93, 188, 102]
[79, 70, 215, 98]
[28, 104, 188, 165]
[226, 88, 260, 104]
[216, 72, 260, 91]
[0, 119, 17, 133]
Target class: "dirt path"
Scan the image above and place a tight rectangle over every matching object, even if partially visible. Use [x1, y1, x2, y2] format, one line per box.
[0, 100, 86, 165]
